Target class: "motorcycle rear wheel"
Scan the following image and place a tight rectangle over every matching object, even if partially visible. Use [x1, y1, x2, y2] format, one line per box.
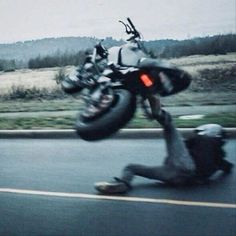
[75, 89, 136, 141]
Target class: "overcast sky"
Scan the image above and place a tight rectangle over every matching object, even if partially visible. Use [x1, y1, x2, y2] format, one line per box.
[0, 0, 235, 43]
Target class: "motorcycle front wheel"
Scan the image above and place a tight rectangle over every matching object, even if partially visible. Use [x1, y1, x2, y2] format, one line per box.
[75, 89, 136, 141]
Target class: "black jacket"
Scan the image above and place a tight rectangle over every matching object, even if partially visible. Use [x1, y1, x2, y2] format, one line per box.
[185, 136, 232, 179]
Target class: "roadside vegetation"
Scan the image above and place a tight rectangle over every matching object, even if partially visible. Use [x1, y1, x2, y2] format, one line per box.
[1, 85, 67, 100]
[0, 112, 235, 130]
[0, 90, 235, 114]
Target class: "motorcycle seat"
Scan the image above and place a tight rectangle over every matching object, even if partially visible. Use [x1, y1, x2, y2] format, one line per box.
[138, 58, 177, 70]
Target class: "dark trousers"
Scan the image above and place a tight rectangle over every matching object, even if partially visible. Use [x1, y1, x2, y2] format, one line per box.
[120, 115, 196, 185]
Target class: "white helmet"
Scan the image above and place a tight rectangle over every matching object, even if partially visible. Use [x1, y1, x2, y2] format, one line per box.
[195, 124, 224, 138]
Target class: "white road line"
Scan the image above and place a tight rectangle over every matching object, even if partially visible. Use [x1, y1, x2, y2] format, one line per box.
[0, 188, 235, 209]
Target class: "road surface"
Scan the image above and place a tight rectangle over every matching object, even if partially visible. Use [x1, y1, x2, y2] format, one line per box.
[0, 138, 235, 236]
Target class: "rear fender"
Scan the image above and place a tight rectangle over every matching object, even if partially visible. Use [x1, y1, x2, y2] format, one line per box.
[138, 58, 192, 96]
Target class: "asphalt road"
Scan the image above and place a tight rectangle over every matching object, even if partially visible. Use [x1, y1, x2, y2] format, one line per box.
[0, 138, 235, 236]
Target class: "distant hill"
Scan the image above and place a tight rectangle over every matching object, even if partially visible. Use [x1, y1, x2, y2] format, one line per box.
[0, 37, 124, 62]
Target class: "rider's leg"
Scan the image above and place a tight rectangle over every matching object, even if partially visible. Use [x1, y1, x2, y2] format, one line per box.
[147, 94, 196, 173]
[95, 142, 193, 194]
[118, 107, 195, 187]
[95, 95, 196, 194]
[119, 163, 185, 185]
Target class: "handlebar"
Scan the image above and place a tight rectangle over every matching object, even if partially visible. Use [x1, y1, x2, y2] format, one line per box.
[127, 18, 137, 33]
[119, 18, 141, 41]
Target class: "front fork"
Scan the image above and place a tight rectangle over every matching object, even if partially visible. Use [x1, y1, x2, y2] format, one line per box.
[82, 77, 114, 106]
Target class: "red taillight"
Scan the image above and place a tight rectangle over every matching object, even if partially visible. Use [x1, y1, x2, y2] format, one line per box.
[140, 73, 153, 87]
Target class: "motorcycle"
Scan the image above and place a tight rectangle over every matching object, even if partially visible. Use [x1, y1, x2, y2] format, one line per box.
[61, 18, 192, 141]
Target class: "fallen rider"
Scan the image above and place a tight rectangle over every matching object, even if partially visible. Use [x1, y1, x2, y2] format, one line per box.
[95, 95, 234, 194]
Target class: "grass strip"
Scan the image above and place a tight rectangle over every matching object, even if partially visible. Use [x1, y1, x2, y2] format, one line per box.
[1, 91, 236, 113]
[0, 113, 235, 130]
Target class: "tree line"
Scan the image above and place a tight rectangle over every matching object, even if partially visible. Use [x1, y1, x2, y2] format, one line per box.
[28, 51, 86, 69]
[0, 59, 16, 72]
[0, 34, 235, 71]
[148, 34, 236, 58]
